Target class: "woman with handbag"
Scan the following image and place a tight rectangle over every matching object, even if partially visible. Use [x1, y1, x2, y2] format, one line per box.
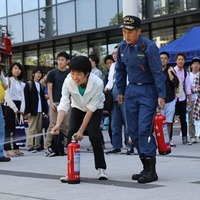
[3, 62, 25, 157]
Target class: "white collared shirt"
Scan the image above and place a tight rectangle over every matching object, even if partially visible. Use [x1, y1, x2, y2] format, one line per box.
[4, 77, 25, 113]
[57, 73, 105, 113]
[105, 62, 115, 90]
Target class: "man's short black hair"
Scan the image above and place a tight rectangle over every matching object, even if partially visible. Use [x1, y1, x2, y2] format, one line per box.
[56, 51, 70, 61]
[32, 67, 43, 74]
[160, 51, 170, 59]
[69, 56, 91, 75]
[104, 55, 114, 64]
[175, 52, 186, 61]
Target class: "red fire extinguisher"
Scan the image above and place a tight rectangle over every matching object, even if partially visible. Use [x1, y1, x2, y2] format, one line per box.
[154, 108, 171, 155]
[67, 136, 80, 184]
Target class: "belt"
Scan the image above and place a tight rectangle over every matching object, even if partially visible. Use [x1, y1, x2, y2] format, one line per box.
[130, 82, 154, 86]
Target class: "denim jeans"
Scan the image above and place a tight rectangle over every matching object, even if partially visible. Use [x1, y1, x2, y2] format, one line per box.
[0, 105, 5, 157]
[111, 102, 129, 149]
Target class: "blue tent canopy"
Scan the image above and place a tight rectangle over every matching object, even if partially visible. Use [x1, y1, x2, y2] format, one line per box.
[159, 26, 200, 64]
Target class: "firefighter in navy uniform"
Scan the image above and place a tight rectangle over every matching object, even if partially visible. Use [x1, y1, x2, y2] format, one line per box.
[115, 15, 166, 183]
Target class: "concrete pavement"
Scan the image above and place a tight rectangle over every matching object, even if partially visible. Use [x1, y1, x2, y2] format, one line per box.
[0, 126, 200, 200]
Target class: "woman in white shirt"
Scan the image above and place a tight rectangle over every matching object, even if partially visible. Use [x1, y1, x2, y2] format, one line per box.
[51, 56, 108, 181]
[4, 62, 25, 157]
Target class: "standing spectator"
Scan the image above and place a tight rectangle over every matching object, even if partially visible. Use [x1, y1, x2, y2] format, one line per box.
[51, 56, 108, 180]
[44, 52, 70, 156]
[188, 57, 200, 143]
[173, 52, 192, 144]
[105, 46, 134, 155]
[24, 67, 48, 153]
[3, 62, 25, 157]
[102, 54, 115, 143]
[103, 54, 115, 87]
[192, 60, 200, 127]
[160, 52, 179, 147]
[89, 54, 104, 80]
[0, 64, 11, 162]
[116, 16, 166, 183]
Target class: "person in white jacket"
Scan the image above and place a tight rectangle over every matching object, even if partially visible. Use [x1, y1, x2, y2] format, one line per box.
[51, 56, 108, 181]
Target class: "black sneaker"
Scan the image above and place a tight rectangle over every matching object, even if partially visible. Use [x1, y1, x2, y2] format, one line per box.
[36, 146, 44, 152]
[0, 156, 11, 162]
[27, 147, 35, 152]
[126, 148, 134, 155]
[106, 148, 121, 154]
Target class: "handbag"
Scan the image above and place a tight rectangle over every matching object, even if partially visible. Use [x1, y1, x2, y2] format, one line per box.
[15, 114, 26, 147]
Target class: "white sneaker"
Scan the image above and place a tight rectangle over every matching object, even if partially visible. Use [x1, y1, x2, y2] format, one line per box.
[60, 176, 68, 183]
[98, 168, 108, 180]
[190, 138, 197, 143]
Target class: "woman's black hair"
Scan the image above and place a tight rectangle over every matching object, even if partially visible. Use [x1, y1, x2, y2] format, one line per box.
[88, 54, 99, 66]
[8, 62, 24, 80]
[69, 56, 91, 75]
[32, 67, 43, 80]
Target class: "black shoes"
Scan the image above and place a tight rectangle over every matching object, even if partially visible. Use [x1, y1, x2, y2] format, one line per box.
[0, 156, 11, 162]
[132, 157, 158, 184]
[106, 148, 121, 154]
[126, 148, 134, 155]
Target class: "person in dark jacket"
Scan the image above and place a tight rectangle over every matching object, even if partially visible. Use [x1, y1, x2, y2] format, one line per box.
[160, 52, 179, 147]
[24, 67, 48, 153]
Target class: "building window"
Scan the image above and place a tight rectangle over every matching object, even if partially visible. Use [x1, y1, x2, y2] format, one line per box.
[24, 50, 38, 80]
[39, 6, 57, 39]
[57, 2, 75, 35]
[39, 48, 54, 68]
[152, 27, 173, 48]
[89, 38, 107, 64]
[12, 52, 23, 65]
[22, 0, 38, 12]
[8, 15, 23, 44]
[71, 42, 88, 58]
[0, 0, 6, 18]
[57, 0, 72, 3]
[107, 36, 122, 54]
[7, 0, 22, 15]
[23, 11, 39, 41]
[76, 0, 95, 31]
[96, 0, 119, 28]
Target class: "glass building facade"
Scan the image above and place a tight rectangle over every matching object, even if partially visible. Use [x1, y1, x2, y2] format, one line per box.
[0, 0, 200, 79]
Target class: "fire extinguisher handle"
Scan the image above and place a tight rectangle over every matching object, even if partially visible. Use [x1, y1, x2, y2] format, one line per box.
[72, 135, 78, 142]
[156, 106, 161, 113]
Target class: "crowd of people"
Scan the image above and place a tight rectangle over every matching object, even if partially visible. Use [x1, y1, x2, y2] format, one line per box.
[0, 15, 200, 184]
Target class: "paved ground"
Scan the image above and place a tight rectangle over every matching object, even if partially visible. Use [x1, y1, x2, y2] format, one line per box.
[0, 124, 200, 200]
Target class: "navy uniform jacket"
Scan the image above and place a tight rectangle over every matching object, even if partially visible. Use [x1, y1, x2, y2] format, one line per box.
[116, 35, 166, 99]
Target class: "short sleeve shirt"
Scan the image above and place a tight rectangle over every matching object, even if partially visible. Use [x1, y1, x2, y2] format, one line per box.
[46, 68, 69, 102]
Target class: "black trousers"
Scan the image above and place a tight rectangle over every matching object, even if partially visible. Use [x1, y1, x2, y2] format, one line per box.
[175, 99, 187, 137]
[67, 108, 106, 170]
[3, 101, 21, 150]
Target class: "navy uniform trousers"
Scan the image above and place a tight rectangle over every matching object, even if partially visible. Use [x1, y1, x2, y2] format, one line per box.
[125, 83, 158, 157]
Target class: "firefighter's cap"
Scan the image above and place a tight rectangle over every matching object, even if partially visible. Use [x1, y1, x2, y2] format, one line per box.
[120, 15, 141, 30]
